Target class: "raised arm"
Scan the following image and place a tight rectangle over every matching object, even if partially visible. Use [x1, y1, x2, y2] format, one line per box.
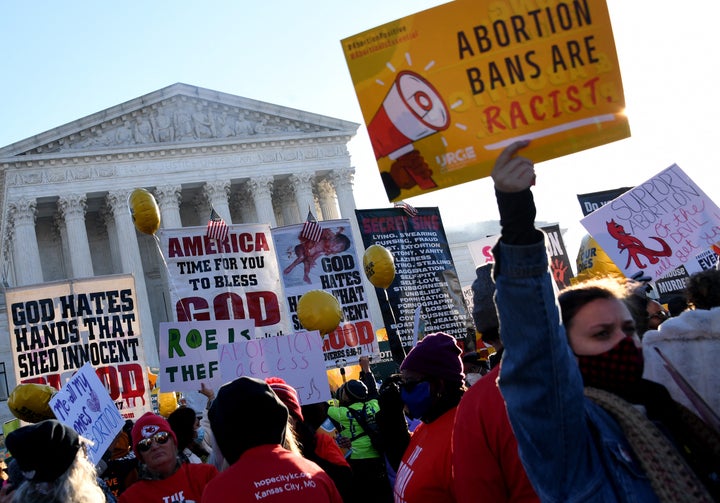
[491, 141, 596, 502]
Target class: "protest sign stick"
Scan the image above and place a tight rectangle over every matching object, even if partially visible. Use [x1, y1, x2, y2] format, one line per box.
[152, 235, 191, 322]
[383, 289, 407, 366]
[654, 347, 720, 433]
[337, 361, 348, 384]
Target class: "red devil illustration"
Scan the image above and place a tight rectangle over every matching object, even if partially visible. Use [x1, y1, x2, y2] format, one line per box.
[606, 219, 672, 269]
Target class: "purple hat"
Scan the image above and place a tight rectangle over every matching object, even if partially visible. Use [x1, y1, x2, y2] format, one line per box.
[400, 332, 464, 385]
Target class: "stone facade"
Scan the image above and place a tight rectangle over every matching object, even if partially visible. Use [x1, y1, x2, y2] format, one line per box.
[0, 83, 368, 420]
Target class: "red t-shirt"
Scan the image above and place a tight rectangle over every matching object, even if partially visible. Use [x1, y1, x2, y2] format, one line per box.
[315, 432, 350, 468]
[119, 462, 217, 503]
[201, 444, 343, 503]
[452, 365, 539, 503]
[393, 407, 457, 503]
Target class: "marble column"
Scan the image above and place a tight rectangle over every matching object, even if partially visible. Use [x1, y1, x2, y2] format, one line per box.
[107, 189, 159, 367]
[204, 180, 232, 223]
[248, 176, 277, 227]
[58, 194, 94, 278]
[317, 179, 340, 220]
[7, 197, 43, 285]
[99, 206, 121, 274]
[152, 184, 182, 331]
[231, 186, 257, 224]
[276, 184, 299, 227]
[290, 172, 316, 222]
[330, 167, 384, 338]
[154, 184, 183, 229]
[53, 213, 72, 278]
[1, 235, 13, 286]
[329, 168, 358, 220]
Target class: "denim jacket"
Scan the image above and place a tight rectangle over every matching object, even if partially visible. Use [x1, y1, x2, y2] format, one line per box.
[493, 238, 659, 503]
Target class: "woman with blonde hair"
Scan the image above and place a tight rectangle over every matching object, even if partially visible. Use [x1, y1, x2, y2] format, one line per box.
[3, 419, 108, 503]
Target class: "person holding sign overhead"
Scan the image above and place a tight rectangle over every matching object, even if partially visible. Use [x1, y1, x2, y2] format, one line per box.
[490, 140, 720, 502]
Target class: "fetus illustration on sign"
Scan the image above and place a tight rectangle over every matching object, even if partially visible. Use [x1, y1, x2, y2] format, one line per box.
[283, 227, 351, 284]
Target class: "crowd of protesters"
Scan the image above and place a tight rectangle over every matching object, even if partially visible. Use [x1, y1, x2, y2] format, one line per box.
[1, 141, 719, 502]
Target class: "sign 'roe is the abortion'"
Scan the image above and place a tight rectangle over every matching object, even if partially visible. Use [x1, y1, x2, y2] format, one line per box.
[5, 275, 151, 420]
[158, 224, 290, 339]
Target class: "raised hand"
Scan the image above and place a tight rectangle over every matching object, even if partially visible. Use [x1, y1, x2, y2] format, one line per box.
[491, 140, 534, 193]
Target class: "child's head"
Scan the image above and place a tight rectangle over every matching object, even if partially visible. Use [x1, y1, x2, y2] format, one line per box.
[326, 233, 351, 254]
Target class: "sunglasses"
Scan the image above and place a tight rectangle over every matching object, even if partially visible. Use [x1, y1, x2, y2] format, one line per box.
[137, 431, 170, 453]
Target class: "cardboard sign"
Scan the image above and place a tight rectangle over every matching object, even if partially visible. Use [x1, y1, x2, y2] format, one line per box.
[217, 331, 330, 405]
[577, 186, 633, 216]
[158, 319, 254, 394]
[49, 363, 124, 465]
[355, 207, 475, 356]
[5, 275, 151, 420]
[467, 235, 498, 267]
[342, 0, 629, 201]
[467, 224, 574, 288]
[272, 219, 379, 368]
[157, 224, 291, 339]
[581, 164, 720, 279]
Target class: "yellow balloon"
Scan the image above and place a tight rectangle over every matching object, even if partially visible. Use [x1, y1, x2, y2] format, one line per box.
[8, 383, 57, 423]
[129, 188, 161, 235]
[572, 234, 623, 284]
[297, 290, 343, 335]
[158, 391, 179, 418]
[363, 244, 395, 289]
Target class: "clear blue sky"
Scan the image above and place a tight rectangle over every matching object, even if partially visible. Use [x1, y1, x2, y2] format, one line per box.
[2, 1, 718, 261]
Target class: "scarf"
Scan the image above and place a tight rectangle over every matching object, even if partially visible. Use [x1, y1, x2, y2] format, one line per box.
[585, 387, 717, 502]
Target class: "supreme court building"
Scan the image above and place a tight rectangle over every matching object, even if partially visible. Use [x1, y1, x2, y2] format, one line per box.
[0, 83, 370, 418]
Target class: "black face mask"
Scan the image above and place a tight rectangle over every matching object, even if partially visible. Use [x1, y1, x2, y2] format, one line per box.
[576, 336, 644, 392]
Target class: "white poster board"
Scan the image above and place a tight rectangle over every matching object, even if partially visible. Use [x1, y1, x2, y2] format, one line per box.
[158, 319, 255, 394]
[5, 274, 151, 421]
[49, 363, 124, 465]
[217, 331, 329, 405]
[158, 224, 291, 339]
[582, 165, 720, 280]
[272, 219, 379, 368]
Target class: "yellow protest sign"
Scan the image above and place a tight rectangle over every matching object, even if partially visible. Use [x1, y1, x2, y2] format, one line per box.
[342, 0, 629, 201]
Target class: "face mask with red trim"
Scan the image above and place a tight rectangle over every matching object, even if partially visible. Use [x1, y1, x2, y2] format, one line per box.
[576, 337, 644, 392]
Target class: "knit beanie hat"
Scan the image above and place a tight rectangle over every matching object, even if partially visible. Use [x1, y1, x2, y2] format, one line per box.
[266, 377, 304, 421]
[338, 379, 368, 403]
[167, 406, 199, 450]
[209, 376, 289, 465]
[6, 419, 80, 481]
[400, 332, 465, 385]
[131, 411, 178, 457]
